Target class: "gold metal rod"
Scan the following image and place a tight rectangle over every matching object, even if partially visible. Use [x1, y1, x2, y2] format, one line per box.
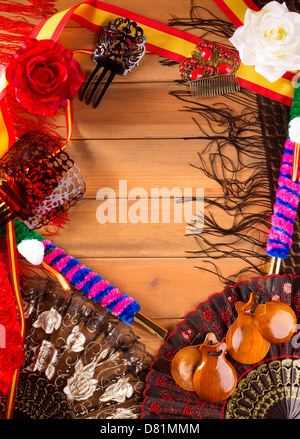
[292, 142, 300, 181]
[268, 257, 282, 275]
[134, 311, 168, 340]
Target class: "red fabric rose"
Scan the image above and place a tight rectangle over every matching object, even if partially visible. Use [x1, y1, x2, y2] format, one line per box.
[0, 306, 14, 328]
[0, 348, 24, 374]
[0, 371, 15, 395]
[6, 38, 85, 116]
[6, 331, 23, 349]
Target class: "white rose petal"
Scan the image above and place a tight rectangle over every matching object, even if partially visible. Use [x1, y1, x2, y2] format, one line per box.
[289, 117, 300, 143]
[33, 308, 62, 334]
[66, 325, 86, 352]
[229, 1, 300, 82]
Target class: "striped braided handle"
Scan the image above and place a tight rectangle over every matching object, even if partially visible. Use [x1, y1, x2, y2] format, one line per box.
[266, 80, 300, 260]
[43, 240, 140, 323]
[266, 139, 300, 259]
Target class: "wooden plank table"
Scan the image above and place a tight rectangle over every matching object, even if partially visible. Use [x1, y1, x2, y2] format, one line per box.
[40, 0, 264, 358]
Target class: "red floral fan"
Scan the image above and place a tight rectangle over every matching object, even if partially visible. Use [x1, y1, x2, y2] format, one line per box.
[142, 274, 300, 419]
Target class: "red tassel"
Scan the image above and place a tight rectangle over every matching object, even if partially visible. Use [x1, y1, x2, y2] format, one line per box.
[0, 1, 56, 19]
[3, 94, 64, 145]
[43, 211, 70, 236]
[0, 17, 34, 35]
[0, 1, 57, 71]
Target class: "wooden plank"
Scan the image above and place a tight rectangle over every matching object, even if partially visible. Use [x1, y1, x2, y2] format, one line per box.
[70, 257, 261, 319]
[45, 199, 267, 258]
[54, 0, 229, 28]
[68, 138, 259, 199]
[56, 82, 247, 140]
[132, 319, 177, 358]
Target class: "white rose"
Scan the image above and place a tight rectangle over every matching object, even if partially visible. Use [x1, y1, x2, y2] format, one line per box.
[66, 325, 85, 352]
[229, 1, 300, 83]
[33, 307, 62, 334]
[289, 117, 300, 143]
[63, 359, 98, 401]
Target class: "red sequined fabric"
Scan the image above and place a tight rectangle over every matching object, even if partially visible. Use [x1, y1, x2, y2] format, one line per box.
[0, 131, 85, 229]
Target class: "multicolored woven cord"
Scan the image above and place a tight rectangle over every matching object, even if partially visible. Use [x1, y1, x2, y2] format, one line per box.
[43, 240, 140, 323]
[266, 80, 300, 259]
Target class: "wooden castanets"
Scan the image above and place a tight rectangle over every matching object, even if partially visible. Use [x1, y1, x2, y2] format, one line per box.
[171, 332, 237, 402]
[226, 292, 297, 364]
[171, 332, 217, 391]
[192, 340, 237, 403]
[226, 293, 270, 364]
[251, 296, 297, 344]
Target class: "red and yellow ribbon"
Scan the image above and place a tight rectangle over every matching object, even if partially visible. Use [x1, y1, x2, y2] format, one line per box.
[5, 221, 25, 419]
[41, 261, 71, 292]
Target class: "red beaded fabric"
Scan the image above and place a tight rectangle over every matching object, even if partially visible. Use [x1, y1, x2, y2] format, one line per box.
[179, 40, 240, 82]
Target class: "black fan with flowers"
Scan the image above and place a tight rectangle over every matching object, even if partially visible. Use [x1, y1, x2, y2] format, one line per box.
[0, 275, 153, 419]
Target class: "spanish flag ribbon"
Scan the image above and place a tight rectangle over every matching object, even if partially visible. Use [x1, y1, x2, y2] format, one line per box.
[5, 221, 25, 419]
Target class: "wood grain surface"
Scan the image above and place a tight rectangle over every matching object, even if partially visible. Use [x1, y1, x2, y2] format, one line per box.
[40, 0, 264, 357]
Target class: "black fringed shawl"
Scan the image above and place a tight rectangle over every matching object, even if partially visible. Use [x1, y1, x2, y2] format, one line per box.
[167, 0, 298, 284]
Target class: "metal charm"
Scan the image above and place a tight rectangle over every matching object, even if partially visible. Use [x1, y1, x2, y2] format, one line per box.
[179, 40, 240, 98]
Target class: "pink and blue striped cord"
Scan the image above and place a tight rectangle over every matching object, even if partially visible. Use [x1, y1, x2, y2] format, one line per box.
[266, 139, 300, 259]
[43, 240, 140, 323]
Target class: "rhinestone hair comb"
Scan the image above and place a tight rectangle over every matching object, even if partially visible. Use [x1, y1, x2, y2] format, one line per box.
[179, 40, 240, 98]
[80, 17, 147, 108]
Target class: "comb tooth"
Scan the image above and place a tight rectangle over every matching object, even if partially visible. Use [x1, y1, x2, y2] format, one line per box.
[196, 80, 200, 98]
[190, 81, 194, 98]
[211, 78, 214, 97]
[189, 72, 240, 99]
[213, 77, 217, 97]
[226, 76, 231, 95]
[217, 76, 221, 96]
[197, 81, 200, 98]
[200, 80, 203, 98]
